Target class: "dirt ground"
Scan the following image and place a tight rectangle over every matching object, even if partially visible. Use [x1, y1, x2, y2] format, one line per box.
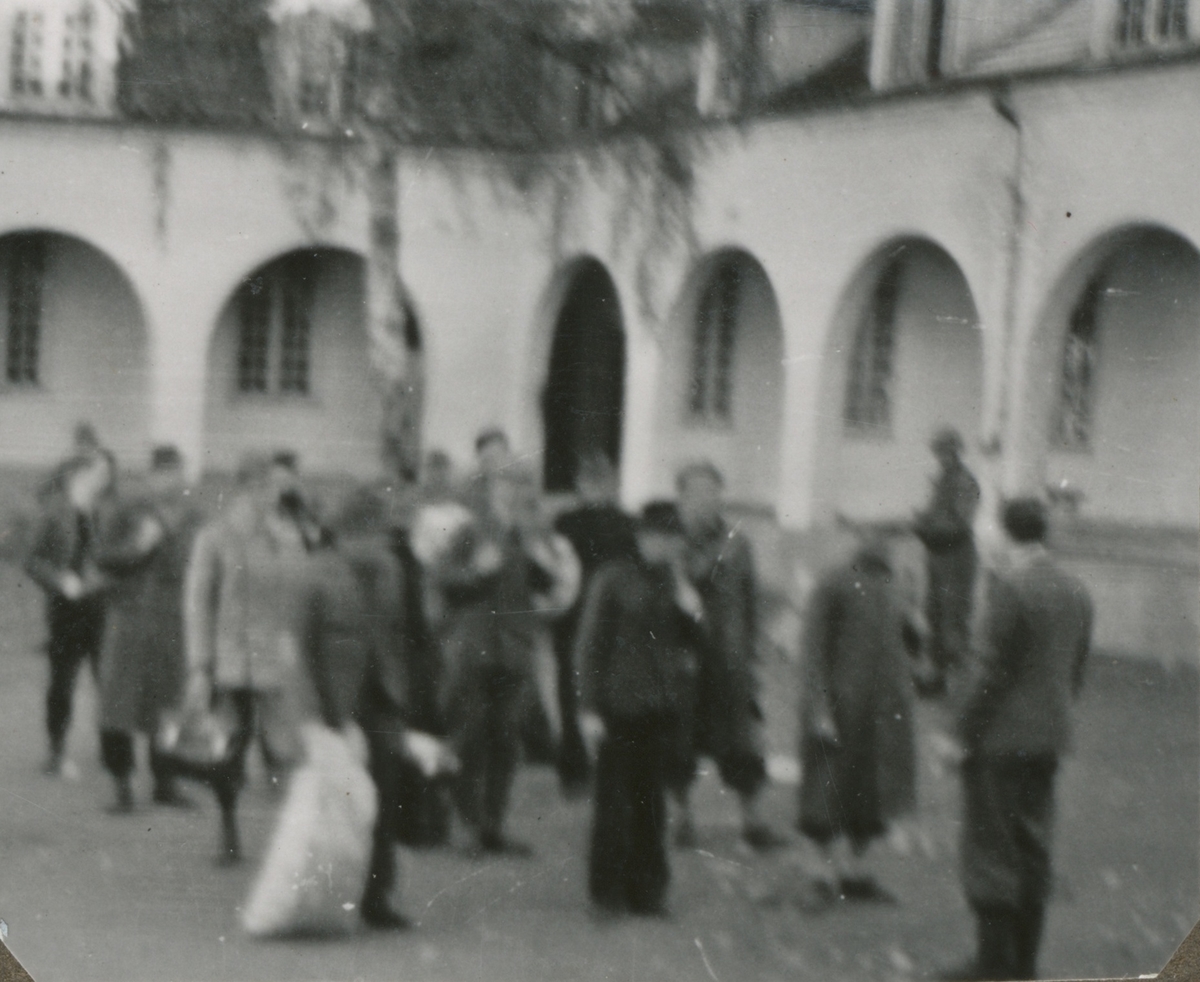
[0, 557, 1196, 982]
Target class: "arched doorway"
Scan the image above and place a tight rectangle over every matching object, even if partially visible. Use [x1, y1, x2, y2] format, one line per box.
[540, 258, 626, 493]
[814, 238, 982, 522]
[204, 247, 422, 477]
[1028, 226, 1200, 527]
[0, 230, 150, 468]
[655, 248, 785, 510]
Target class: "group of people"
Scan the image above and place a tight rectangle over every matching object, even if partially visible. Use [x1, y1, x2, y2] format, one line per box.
[21, 420, 1093, 981]
[795, 428, 1093, 982]
[21, 425, 783, 924]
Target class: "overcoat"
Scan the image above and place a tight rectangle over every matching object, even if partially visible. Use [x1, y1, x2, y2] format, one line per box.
[798, 549, 917, 844]
[684, 519, 761, 757]
[95, 493, 204, 734]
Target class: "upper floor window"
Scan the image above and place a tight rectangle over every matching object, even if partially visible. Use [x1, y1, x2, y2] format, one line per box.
[59, 5, 95, 102]
[5, 234, 46, 386]
[845, 259, 902, 434]
[10, 10, 44, 97]
[689, 260, 739, 423]
[1054, 275, 1103, 451]
[1117, 0, 1190, 47]
[235, 254, 317, 396]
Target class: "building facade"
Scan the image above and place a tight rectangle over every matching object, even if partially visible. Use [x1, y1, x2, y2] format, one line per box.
[0, 0, 1195, 659]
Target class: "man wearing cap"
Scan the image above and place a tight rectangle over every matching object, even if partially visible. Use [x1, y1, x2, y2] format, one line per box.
[913, 428, 981, 696]
[181, 452, 314, 863]
[674, 460, 781, 851]
[574, 501, 705, 917]
[95, 446, 204, 813]
[551, 452, 638, 793]
[938, 498, 1092, 982]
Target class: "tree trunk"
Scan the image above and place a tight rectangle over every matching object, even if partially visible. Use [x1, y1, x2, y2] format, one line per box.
[365, 139, 422, 483]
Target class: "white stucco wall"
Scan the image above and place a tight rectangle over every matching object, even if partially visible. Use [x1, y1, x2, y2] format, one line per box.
[0, 56, 1194, 540]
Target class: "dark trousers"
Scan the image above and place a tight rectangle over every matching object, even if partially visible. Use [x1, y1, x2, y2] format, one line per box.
[158, 688, 268, 860]
[588, 715, 671, 914]
[362, 732, 401, 910]
[961, 754, 1057, 980]
[553, 614, 591, 792]
[45, 596, 105, 752]
[926, 544, 977, 676]
[99, 729, 175, 794]
[450, 666, 527, 842]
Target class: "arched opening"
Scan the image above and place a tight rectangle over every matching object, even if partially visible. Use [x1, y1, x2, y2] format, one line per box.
[1030, 226, 1200, 527]
[540, 258, 625, 493]
[814, 238, 982, 522]
[654, 248, 784, 510]
[204, 247, 422, 477]
[0, 230, 150, 468]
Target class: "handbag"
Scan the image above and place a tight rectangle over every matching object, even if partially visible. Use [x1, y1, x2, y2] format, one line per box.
[155, 702, 237, 771]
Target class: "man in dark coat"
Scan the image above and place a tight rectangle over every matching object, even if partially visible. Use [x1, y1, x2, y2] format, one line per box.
[938, 498, 1092, 982]
[95, 445, 204, 813]
[574, 501, 705, 917]
[551, 453, 638, 793]
[25, 450, 116, 777]
[296, 486, 427, 929]
[675, 461, 781, 850]
[798, 528, 917, 904]
[913, 428, 981, 696]
[437, 465, 568, 856]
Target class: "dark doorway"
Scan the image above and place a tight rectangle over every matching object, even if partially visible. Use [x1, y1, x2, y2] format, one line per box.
[541, 259, 626, 492]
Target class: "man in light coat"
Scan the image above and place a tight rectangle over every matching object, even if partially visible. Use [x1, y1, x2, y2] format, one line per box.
[181, 453, 313, 864]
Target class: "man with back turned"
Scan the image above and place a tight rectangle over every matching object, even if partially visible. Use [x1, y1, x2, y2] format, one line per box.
[939, 498, 1092, 981]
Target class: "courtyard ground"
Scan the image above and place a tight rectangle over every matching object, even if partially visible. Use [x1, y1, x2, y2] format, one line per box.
[0, 555, 1196, 982]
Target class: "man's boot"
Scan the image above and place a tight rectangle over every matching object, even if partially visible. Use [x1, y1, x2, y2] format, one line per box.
[106, 775, 134, 815]
[936, 904, 1016, 980]
[1013, 902, 1046, 980]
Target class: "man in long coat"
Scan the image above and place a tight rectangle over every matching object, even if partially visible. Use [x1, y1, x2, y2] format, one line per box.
[95, 446, 204, 813]
[913, 428, 981, 696]
[296, 487, 419, 929]
[674, 461, 781, 850]
[939, 498, 1092, 981]
[797, 529, 917, 904]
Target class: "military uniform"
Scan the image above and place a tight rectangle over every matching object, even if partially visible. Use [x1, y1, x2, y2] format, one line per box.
[914, 459, 981, 690]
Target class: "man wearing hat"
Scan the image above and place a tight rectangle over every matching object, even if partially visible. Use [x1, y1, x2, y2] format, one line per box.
[913, 427, 981, 696]
[95, 446, 204, 813]
[573, 501, 706, 917]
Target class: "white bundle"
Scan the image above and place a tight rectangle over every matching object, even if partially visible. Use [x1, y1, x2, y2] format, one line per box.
[241, 723, 377, 937]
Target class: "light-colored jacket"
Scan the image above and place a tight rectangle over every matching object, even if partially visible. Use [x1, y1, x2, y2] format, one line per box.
[184, 510, 311, 692]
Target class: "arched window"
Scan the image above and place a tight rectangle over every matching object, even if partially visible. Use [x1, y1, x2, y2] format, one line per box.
[689, 260, 739, 422]
[1054, 274, 1103, 451]
[235, 253, 318, 396]
[844, 259, 901, 433]
[4, 233, 46, 386]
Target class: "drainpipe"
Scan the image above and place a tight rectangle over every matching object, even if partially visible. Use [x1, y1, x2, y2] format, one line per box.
[978, 82, 1024, 563]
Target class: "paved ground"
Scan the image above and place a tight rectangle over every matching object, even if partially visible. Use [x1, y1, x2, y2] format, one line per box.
[0, 558, 1196, 982]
